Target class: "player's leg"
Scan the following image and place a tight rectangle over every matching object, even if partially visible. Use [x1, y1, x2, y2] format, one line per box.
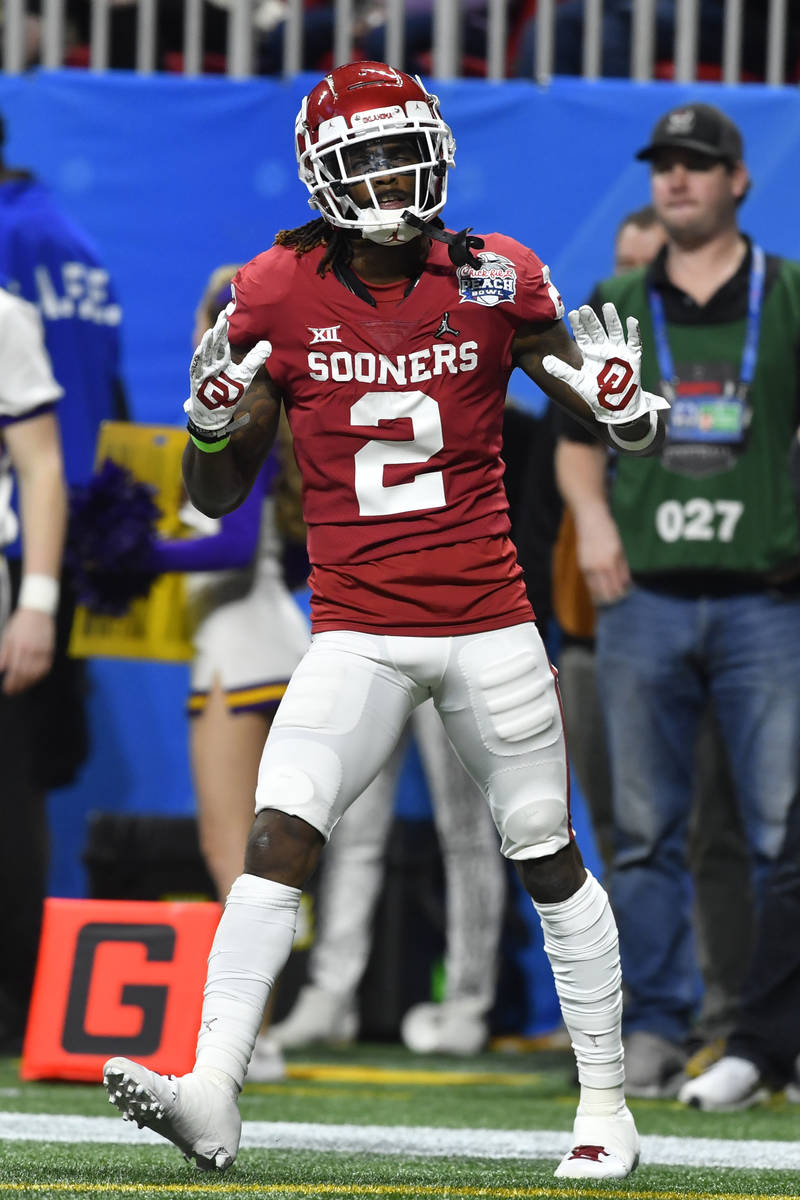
[401, 697, 505, 1055]
[196, 631, 419, 1084]
[433, 621, 638, 1180]
[105, 632, 420, 1169]
[187, 570, 312, 1081]
[190, 685, 285, 1081]
[271, 736, 406, 1048]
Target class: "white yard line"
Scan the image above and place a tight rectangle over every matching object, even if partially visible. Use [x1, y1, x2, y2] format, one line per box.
[0, 1113, 797, 1170]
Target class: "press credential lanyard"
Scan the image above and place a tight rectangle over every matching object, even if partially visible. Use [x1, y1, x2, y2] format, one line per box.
[648, 243, 766, 405]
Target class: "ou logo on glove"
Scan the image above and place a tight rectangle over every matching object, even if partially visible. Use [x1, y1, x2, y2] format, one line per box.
[197, 373, 245, 410]
[597, 358, 638, 411]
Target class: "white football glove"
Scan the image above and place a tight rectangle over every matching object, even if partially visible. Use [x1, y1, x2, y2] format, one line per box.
[184, 310, 272, 439]
[542, 302, 670, 426]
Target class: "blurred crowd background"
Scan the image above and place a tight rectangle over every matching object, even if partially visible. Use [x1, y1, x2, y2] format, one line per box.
[2, 0, 800, 1074]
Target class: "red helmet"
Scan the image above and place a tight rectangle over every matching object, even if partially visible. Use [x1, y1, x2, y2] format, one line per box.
[295, 61, 455, 244]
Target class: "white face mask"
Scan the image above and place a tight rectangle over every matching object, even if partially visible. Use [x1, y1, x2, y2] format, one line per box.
[297, 101, 455, 240]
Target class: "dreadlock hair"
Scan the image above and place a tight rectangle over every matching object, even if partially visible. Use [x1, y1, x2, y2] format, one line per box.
[274, 218, 355, 277]
[274, 214, 447, 276]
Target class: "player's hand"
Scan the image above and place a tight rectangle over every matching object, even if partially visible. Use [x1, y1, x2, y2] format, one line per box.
[183, 311, 272, 435]
[0, 607, 55, 694]
[542, 302, 670, 426]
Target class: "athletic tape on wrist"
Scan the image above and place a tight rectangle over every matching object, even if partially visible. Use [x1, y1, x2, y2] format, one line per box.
[18, 573, 59, 615]
[190, 434, 230, 453]
[607, 409, 658, 452]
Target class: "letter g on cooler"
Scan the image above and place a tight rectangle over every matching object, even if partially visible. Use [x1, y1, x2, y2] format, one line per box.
[20, 898, 220, 1081]
[61, 923, 174, 1056]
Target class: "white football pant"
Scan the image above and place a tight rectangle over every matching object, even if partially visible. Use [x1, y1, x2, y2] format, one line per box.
[255, 623, 571, 859]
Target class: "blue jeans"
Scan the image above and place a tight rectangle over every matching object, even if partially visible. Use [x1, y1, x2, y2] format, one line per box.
[729, 788, 800, 1085]
[595, 585, 800, 1042]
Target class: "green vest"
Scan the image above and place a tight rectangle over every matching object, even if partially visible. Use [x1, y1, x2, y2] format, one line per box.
[597, 259, 800, 577]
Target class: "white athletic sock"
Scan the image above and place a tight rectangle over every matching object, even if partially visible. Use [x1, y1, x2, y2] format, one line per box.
[533, 871, 625, 1091]
[578, 1083, 626, 1116]
[194, 873, 300, 1088]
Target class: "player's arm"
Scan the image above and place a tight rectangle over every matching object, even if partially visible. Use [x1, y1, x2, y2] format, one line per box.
[512, 306, 668, 457]
[182, 313, 280, 518]
[0, 411, 66, 694]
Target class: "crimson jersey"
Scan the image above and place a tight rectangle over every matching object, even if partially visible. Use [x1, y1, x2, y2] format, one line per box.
[228, 232, 564, 635]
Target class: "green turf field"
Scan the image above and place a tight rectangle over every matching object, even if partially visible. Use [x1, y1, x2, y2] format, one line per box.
[1, 1043, 798, 1199]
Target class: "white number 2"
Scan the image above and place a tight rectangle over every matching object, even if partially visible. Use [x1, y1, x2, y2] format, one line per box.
[351, 390, 446, 516]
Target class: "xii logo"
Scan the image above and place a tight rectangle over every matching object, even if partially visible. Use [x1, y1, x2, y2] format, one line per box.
[308, 325, 342, 344]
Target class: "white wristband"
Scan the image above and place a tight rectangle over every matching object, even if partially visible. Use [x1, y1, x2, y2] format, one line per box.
[18, 573, 60, 616]
[607, 409, 658, 452]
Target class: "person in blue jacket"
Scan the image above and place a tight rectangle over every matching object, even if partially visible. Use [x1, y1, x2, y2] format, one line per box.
[0, 114, 125, 1053]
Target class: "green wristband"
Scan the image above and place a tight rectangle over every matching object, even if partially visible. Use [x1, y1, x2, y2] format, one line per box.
[190, 434, 230, 453]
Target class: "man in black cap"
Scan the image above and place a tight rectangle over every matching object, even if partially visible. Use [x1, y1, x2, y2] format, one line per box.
[634, 102, 743, 164]
[552, 101, 800, 1100]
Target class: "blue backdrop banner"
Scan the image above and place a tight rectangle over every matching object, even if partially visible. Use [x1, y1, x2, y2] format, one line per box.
[1, 72, 798, 423]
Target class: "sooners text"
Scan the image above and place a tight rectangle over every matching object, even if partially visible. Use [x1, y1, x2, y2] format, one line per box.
[307, 341, 479, 384]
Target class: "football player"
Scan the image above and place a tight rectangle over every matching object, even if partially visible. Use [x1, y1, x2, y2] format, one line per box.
[103, 61, 669, 1180]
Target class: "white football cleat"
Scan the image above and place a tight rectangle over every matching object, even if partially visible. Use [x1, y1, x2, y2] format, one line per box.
[269, 984, 358, 1049]
[678, 1055, 770, 1111]
[400, 1000, 489, 1056]
[247, 1034, 287, 1084]
[103, 1058, 241, 1171]
[555, 1104, 640, 1179]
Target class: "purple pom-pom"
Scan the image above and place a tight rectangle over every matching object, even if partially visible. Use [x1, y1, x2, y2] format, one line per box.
[66, 459, 162, 616]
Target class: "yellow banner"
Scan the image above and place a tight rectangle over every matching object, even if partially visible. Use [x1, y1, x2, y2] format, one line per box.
[68, 421, 195, 662]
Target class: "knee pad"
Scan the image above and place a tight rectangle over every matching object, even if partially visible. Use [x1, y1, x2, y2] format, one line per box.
[489, 759, 570, 859]
[255, 737, 343, 838]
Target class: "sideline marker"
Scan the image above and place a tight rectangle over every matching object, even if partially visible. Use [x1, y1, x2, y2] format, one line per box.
[21, 897, 221, 1082]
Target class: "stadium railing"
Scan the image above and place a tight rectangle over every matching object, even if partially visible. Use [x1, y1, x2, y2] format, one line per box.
[2, 1, 797, 89]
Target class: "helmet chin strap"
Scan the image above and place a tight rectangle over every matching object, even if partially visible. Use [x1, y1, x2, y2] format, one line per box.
[359, 208, 422, 245]
[401, 211, 485, 268]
